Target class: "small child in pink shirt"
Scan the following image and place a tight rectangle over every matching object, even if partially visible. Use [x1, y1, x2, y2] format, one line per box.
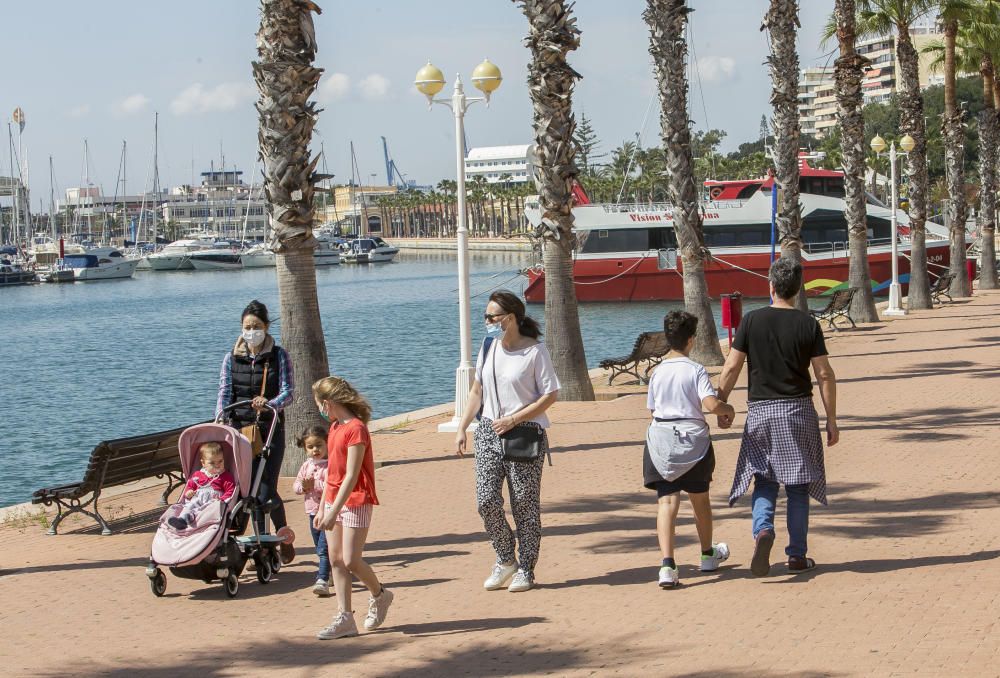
[293, 426, 330, 596]
[168, 442, 236, 530]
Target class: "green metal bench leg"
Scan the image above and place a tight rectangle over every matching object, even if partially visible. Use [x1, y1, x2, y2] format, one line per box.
[158, 470, 185, 506]
[43, 492, 111, 536]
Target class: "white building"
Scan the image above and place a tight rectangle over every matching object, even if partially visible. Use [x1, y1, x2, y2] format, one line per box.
[160, 170, 267, 239]
[464, 144, 536, 185]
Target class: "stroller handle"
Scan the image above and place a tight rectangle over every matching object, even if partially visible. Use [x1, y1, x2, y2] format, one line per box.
[216, 400, 281, 452]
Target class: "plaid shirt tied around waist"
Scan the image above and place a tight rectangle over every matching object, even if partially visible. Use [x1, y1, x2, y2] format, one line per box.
[728, 397, 828, 506]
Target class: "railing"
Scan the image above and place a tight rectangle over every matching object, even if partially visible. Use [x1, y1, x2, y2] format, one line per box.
[802, 237, 894, 257]
[597, 198, 749, 214]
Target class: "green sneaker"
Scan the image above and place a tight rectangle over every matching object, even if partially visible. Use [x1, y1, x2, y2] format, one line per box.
[700, 543, 730, 572]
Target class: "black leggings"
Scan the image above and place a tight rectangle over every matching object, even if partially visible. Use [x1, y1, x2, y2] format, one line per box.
[251, 424, 286, 533]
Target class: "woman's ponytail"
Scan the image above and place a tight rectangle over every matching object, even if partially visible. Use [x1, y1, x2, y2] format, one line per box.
[488, 289, 542, 339]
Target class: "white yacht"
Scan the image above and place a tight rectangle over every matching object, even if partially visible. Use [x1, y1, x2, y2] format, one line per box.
[146, 239, 207, 271]
[340, 237, 399, 264]
[314, 240, 341, 266]
[241, 243, 276, 268]
[188, 245, 242, 271]
[63, 247, 141, 281]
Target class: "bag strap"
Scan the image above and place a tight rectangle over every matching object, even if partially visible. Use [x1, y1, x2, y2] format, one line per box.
[490, 340, 502, 418]
[253, 360, 269, 424]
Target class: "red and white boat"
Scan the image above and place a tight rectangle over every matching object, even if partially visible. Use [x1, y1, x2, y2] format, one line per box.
[522, 156, 951, 302]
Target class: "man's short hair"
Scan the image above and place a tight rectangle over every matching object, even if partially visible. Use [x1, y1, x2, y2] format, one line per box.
[769, 257, 802, 300]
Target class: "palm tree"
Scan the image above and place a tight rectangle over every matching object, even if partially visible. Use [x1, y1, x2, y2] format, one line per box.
[253, 0, 329, 474]
[940, 1, 974, 296]
[644, 0, 724, 365]
[765, 0, 809, 311]
[515, 0, 595, 401]
[848, 0, 937, 308]
[834, 0, 881, 321]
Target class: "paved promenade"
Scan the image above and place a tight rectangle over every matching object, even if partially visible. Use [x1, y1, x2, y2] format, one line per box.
[2, 292, 999, 677]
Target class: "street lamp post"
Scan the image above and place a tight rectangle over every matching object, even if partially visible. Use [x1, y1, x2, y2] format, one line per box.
[870, 133, 915, 317]
[415, 59, 502, 433]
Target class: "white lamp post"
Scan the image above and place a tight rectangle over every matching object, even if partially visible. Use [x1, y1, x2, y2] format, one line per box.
[415, 59, 502, 432]
[870, 133, 915, 317]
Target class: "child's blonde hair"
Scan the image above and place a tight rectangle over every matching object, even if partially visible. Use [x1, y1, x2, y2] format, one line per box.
[312, 376, 372, 423]
[199, 441, 223, 462]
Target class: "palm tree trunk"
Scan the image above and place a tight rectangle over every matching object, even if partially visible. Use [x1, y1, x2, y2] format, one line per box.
[765, 0, 808, 311]
[834, 0, 878, 322]
[942, 17, 970, 296]
[516, 0, 595, 401]
[254, 0, 329, 475]
[895, 25, 932, 309]
[645, 0, 724, 365]
[978, 58, 998, 289]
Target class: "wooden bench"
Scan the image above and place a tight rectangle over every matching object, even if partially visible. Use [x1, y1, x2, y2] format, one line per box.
[32, 423, 194, 535]
[599, 331, 669, 385]
[810, 287, 858, 331]
[930, 272, 955, 304]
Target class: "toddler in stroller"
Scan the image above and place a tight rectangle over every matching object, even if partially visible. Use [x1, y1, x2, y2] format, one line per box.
[147, 402, 288, 598]
[168, 442, 236, 530]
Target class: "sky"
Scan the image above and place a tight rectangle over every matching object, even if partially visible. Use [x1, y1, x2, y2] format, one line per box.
[0, 0, 837, 208]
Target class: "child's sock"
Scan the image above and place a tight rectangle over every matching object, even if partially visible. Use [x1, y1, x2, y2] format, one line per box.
[702, 548, 715, 557]
[661, 558, 676, 569]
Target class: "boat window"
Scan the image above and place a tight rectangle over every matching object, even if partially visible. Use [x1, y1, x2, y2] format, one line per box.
[736, 183, 762, 200]
[579, 228, 652, 254]
[702, 225, 771, 248]
[109, 251, 122, 258]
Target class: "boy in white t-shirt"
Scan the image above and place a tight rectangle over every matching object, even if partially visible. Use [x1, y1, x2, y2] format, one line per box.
[644, 311, 736, 588]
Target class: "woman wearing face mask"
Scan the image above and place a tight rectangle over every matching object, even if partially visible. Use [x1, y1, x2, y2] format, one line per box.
[454, 290, 560, 593]
[216, 299, 296, 562]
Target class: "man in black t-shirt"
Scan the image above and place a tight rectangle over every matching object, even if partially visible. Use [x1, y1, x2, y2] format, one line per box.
[717, 258, 838, 577]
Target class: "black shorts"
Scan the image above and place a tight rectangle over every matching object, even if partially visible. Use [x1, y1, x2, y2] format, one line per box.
[653, 445, 716, 496]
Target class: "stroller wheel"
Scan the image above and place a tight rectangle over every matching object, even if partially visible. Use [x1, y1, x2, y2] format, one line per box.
[224, 572, 239, 598]
[256, 554, 273, 584]
[270, 549, 282, 573]
[150, 569, 166, 597]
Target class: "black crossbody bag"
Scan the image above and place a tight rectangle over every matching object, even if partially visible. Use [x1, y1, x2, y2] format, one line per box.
[490, 341, 549, 464]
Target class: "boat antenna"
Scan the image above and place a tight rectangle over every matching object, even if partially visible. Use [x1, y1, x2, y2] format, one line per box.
[616, 93, 656, 204]
[152, 112, 159, 246]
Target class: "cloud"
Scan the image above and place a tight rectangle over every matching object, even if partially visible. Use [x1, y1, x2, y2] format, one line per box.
[112, 94, 149, 117]
[317, 72, 351, 103]
[358, 74, 391, 101]
[696, 56, 737, 83]
[169, 82, 255, 115]
[68, 104, 91, 118]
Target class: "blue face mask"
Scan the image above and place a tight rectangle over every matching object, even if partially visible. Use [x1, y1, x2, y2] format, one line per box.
[486, 322, 504, 337]
[318, 407, 330, 422]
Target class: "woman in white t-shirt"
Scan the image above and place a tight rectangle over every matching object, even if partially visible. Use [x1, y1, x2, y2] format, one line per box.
[644, 310, 735, 589]
[454, 290, 560, 593]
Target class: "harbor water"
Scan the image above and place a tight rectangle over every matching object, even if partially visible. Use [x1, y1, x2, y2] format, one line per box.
[1, 251, 773, 508]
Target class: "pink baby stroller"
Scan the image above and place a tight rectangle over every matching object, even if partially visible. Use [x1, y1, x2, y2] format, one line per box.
[146, 402, 287, 598]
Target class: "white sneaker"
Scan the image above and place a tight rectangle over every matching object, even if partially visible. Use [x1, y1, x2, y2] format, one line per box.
[316, 611, 358, 640]
[483, 562, 518, 590]
[658, 566, 680, 588]
[507, 569, 534, 592]
[312, 579, 331, 597]
[700, 543, 731, 572]
[363, 587, 394, 631]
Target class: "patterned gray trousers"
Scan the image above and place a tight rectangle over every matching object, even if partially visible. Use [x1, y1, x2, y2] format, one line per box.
[474, 419, 546, 574]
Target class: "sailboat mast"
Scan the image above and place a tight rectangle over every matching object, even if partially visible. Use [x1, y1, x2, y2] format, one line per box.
[152, 112, 159, 245]
[7, 123, 17, 246]
[84, 138, 93, 241]
[122, 140, 127, 244]
[49, 156, 55, 239]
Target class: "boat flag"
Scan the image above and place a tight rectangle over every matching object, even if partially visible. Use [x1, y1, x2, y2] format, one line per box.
[12, 107, 25, 132]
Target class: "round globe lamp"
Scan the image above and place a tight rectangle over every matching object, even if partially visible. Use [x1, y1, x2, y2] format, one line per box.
[471, 59, 502, 101]
[899, 134, 915, 154]
[870, 134, 887, 154]
[414, 62, 446, 101]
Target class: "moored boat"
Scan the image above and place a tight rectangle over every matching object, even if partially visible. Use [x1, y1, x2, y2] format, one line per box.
[146, 239, 210, 271]
[341, 237, 399, 264]
[188, 248, 242, 271]
[241, 243, 276, 268]
[523, 157, 952, 302]
[64, 247, 140, 281]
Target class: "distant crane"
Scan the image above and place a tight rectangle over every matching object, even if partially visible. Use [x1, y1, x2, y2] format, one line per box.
[380, 137, 408, 189]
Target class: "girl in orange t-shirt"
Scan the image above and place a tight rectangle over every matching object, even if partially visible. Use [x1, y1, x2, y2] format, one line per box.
[312, 376, 393, 641]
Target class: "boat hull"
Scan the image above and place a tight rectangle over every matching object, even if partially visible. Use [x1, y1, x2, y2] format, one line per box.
[314, 251, 341, 266]
[523, 241, 952, 302]
[189, 256, 242, 271]
[72, 258, 141, 281]
[147, 254, 195, 271]
[241, 252, 276, 268]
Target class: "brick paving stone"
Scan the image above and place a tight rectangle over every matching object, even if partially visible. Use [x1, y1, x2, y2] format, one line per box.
[1, 291, 998, 677]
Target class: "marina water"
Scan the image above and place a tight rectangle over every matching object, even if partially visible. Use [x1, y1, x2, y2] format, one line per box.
[1, 252, 772, 508]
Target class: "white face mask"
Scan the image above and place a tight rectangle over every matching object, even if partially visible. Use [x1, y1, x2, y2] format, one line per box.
[242, 329, 265, 346]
